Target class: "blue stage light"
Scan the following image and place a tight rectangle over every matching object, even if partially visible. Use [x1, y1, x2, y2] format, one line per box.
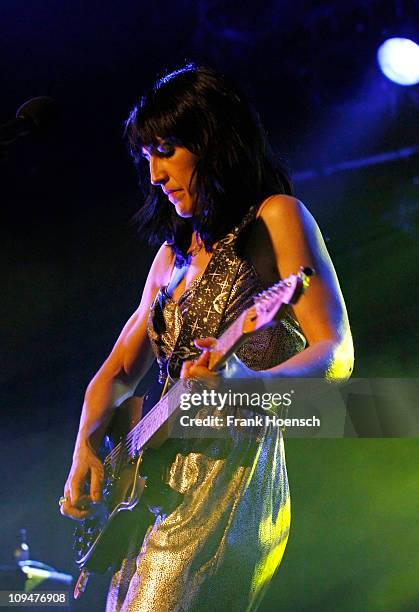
[377, 37, 419, 86]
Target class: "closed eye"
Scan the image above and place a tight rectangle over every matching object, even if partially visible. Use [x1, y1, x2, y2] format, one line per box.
[141, 139, 177, 161]
[155, 144, 175, 157]
[140, 145, 175, 160]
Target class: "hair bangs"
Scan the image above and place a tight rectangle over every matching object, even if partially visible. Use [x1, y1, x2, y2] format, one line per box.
[138, 102, 180, 146]
[128, 65, 203, 155]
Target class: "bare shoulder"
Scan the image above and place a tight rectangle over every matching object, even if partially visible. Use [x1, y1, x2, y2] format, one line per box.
[148, 241, 175, 288]
[254, 193, 336, 289]
[257, 194, 315, 228]
[256, 194, 325, 257]
[129, 241, 174, 314]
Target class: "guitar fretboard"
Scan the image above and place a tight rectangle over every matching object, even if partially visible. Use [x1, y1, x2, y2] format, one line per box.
[128, 379, 190, 455]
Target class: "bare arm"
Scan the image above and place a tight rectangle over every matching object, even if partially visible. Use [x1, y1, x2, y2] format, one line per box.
[61, 243, 174, 518]
[183, 196, 354, 383]
[256, 195, 354, 380]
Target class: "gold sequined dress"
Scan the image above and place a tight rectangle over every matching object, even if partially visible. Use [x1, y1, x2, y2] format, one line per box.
[106, 251, 306, 612]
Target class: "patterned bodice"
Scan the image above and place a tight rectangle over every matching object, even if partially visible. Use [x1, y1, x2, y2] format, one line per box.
[147, 256, 306, 380]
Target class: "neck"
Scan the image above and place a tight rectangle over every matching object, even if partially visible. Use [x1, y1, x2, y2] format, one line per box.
[188, 232, 203, 257]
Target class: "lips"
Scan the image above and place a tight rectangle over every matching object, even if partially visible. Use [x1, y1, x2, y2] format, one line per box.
[164, 189, 182, 196]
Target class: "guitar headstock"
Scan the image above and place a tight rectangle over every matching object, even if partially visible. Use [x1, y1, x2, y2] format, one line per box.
[242, 267, 314, 334]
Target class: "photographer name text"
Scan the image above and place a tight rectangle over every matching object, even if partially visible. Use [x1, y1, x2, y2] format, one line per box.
[179, 414, 321, 428]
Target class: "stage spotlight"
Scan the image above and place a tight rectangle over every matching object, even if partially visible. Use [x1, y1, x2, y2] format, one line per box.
[377, 37, 419, 86]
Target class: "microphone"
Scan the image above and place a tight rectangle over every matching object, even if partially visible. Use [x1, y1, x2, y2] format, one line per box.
[0, 97, 58, 146]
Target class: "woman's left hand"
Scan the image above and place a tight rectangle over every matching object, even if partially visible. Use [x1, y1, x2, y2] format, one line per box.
[180, 338, 219, 380]
[180, 337, 257, 380]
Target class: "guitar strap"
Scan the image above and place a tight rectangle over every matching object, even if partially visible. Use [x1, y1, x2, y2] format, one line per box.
[167, 206, 257, 379]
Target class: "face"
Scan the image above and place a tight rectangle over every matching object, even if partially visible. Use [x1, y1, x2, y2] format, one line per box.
[141, 139, 199, 218]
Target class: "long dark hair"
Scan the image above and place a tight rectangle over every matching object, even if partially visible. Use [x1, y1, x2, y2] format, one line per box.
[125, 63, 293, 265]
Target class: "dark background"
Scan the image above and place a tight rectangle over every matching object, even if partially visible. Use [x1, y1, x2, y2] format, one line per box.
[1, 1, 418, 610]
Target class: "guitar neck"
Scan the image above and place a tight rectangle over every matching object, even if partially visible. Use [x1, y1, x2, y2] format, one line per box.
[127, 379, 191, 455]
[207, 294, 291, 371]
[207, 311, 249, 371]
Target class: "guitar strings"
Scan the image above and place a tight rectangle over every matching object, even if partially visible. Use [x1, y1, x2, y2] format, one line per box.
[103, 379, 183, 472]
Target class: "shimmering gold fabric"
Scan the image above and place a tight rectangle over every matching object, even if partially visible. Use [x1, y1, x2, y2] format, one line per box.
[106, 254, 305, 612]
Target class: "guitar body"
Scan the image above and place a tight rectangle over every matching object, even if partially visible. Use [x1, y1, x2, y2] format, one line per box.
[74, 451, 146, 574]
[73, 388, 183, 575]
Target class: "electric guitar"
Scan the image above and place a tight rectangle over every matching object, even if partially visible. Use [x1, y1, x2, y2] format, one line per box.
[72, 267, 313, 598]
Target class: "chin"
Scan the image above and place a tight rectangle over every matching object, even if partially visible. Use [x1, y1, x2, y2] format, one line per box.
[175, 204, 194, 218]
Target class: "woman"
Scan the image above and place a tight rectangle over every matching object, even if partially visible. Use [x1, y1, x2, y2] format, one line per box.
[61, 64, 353, 611]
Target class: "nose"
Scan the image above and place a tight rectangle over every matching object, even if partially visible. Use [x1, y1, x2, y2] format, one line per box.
[149, 156, 168, 186]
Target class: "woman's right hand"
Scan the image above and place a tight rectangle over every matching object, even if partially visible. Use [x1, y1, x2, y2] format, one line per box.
[60, 441, 104, 521]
